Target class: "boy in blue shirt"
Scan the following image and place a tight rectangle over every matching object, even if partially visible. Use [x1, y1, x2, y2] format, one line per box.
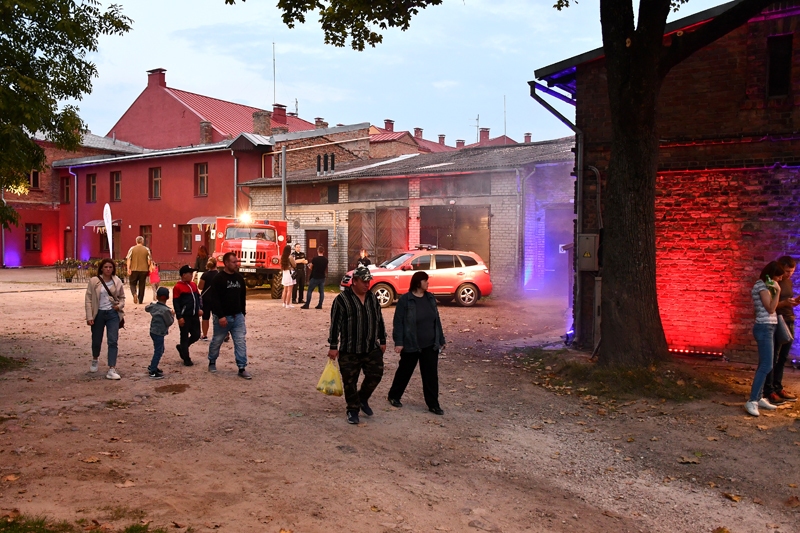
[145, 287, 175, 379]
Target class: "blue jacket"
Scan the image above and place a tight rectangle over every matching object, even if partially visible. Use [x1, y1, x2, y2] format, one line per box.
[392, 291, 446, 352]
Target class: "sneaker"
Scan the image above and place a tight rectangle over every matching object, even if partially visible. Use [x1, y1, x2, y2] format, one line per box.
[757, 397, 777, 410]
[282, 303, 286, 308]
[346, 410, 359, 425]
[428, 407, 444, 415]
[744, 401, 760, 417]
[301, 305, 309, 309]
[106, 368, 121, 380]
[287, 304, 295, 308]
[387, 397, 402, 408]
[360, 401, 374, 416]
[90, 359, 99, 373]
[155, 368, 164, 377]
[778, 389, 798, 402]
[148, 369, 165, 380]
[200, 336, 209, 341]
[238, 368, 252, 380]
[768, 392, 787, 405]
[208, 363, 217, 373]
[315, 305, 323, 309]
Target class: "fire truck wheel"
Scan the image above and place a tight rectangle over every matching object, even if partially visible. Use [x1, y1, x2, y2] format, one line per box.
[271, 273, 284, 299]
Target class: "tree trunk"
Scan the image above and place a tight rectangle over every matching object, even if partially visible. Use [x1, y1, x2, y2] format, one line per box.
[598, 0, 671, 366]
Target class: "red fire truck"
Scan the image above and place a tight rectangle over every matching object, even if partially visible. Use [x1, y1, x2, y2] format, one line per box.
[213, 217, 290, 298]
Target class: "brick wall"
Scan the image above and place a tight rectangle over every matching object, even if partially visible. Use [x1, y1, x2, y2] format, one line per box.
[369, 138, 419, 159]
[272, 127, 370, 177]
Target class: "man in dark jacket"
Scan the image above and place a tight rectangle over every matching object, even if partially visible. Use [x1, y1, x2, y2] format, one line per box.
[173, 265, 203, 366]
[328, 266, 386, 425]
[207, 252, 250, 379]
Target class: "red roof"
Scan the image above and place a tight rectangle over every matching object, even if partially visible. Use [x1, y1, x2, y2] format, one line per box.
[465, 135, 518, 148]
[167, 88, 315, 135]
[415, 137, 456, 153]
[370, 131, 412, 143]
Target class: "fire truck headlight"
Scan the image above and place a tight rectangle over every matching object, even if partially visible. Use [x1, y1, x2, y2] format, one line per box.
[271, 257, 279, 265]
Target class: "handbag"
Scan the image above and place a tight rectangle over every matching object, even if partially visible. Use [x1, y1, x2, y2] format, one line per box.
[98, 276, 125, 329]
[775, 314, 793, 346]
[291, 269, 297, 280]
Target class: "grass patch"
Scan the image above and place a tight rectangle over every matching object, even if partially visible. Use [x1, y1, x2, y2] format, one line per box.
[0, 356, 26, 374]
[104, 399, 129, 409]
[512, 347, 721, 401]
[0, 515, 169, 533]
[100, 506, 146, 522]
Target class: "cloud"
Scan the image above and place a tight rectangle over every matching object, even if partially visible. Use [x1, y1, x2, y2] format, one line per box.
[432, 80, 459, 90]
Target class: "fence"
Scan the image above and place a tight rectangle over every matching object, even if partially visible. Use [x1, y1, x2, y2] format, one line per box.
[54, 260, 182, 285]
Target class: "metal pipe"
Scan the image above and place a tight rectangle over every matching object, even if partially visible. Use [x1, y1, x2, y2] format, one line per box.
[231, 150, 238, 217]
[1, 188, 5, 267]
[519, 167, 537, 291]
[69, 167, 78, 259]
[529, 81, 585, 345]
[281, 145, 287, 220]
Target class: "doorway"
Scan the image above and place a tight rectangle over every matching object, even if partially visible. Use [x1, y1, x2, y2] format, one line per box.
[542, 208, 575, 295]
[420, 205, 490, 266]
[348, 207, 408, 269]
[64, 230, 73, 259]
[305, 229, 328, 261]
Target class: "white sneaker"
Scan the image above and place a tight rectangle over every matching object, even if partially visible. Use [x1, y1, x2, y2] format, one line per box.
[757, 397, 777, 410]
[106, 368, 121, 380]
[744, 401, 760, 416]
[90, 359, 99, 373]
[282, 303, 286, 308]
[287, 304, 295, 308]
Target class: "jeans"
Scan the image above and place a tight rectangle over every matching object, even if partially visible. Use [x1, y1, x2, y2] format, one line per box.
[388, 345, 440, 409]
[129, 271, 148, 303]
[179, 315, 201, 359]
[91, 309, 120, 367]
[765, 320, 794, 396]
[749, 322, 776, 402]
[208, 314, 247, 369]
[305, 277, 325, 307]
[149, 333, 165, 372]
[293, 271, 306, 302]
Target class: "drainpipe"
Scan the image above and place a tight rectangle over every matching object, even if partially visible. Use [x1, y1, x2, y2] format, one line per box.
[529, 80, 584, 343]
[280, 146, 287, 220]
[1, 188, 5, 267]
[69, 167, 78, 259]
[231, 151, 238, 217]
[518, 167, 537, 291]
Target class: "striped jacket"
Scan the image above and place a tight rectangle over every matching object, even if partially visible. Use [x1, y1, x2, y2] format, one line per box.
[328, 287, 386, 353]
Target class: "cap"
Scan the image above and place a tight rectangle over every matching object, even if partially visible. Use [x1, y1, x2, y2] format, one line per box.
[352, 265, 373, 282]
[179, 265, 196, 276]
[156, 287, 170, 299]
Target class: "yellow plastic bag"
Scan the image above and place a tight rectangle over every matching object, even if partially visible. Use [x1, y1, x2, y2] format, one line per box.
[316, 359, 344, 396]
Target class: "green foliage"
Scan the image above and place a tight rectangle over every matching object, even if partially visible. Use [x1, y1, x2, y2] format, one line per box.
[0, 355, 26, 374]
[0, 516, 168, 533]
[225, 0, 442, 50]
[0, 0, 131, 228]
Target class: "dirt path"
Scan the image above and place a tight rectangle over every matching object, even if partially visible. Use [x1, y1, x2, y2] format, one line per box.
[0, 272, 798, 532]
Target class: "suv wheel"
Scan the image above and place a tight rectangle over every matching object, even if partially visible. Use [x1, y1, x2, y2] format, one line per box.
[371, 283, 395, 308]
[455, 283, 479, 307]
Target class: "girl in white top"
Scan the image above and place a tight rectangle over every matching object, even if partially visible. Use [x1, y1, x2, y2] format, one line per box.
[280, 244, 296, 308]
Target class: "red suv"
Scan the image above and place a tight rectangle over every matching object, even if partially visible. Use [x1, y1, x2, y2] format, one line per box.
[340, 247, 492, 308]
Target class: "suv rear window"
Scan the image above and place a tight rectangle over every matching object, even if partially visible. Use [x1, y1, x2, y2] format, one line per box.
[434, 254, 458, 269]
[459, 255, 478, 267]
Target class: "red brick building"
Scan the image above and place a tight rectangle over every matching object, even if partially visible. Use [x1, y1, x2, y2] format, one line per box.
[534, 1, 800, 358]
[369, 120, 457, 158]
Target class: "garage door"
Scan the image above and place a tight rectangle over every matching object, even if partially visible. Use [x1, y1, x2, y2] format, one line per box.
[348, 208, 408, 269]
[420, 205, 490, 266]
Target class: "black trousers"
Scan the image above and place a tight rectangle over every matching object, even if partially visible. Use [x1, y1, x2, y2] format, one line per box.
[339, 348, 384, 412]
[129, 271, 148, 303]
[292, 271, 306, 302]
[179, 315, 201, 359]
[388, 345, 440, 409]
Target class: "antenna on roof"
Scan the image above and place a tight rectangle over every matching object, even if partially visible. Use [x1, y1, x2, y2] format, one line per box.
[503, 95, 507, 145]
[475, 114, 480, 143]
[272, 42, 277, 104]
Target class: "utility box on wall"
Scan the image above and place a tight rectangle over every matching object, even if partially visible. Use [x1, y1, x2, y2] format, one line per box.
[577, 233, 599, 271]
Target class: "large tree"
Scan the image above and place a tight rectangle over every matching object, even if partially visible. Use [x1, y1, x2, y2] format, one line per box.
[0, 0, 131, 228]
[230, 0, 776, 366]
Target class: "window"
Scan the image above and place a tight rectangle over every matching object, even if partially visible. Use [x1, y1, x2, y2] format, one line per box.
[61, 177, 71, 204]
[768, 34, 793, 97]
[24, 224, 41, 251]
[421, 175, 491, 197]
[288, 184, 339, 204]
[148, 168, 161, 199]
[410, 255, 432, 270]
[29, 170, 40, 189]
[434, 254, 458, 269]
[86, 174, 96, 203]
[459, 254, 478, 267]
[140, 225, 152, 248]
[195, 163, 208, 196]
[178, 225, 192, 253]
[110, 171, 121, 201]
[100, 233, 109, 253]
[327, 184, 339, 204]
[349, 180, 409, 201]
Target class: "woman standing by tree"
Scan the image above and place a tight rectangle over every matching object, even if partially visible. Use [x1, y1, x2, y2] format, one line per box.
[280, 245, 296, 308]
[85, 258, 126, 380]
[746, 261, 786, 416]
[387, 271, 446, 415]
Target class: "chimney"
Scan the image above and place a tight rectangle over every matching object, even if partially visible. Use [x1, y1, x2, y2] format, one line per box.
[272, 104, 287, 125]
[438, 134, 445, 146]
[147, 68, 167, 88]
[273, 126, 289, 135]
[479, 127, 490, 143]
[456, 139, 465, 148]
[384, 119, 394, 132]
[200, 121, 213, 144]
[524, 132, 532, 143]
[414, 128, 423, 139]
[315, 117, 328, 129]
[252, 111, 272, 136]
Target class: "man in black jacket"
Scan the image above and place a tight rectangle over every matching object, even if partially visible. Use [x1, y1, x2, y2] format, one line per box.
[328, 266, 386, 424]
[291, 243, 307, 304]
[207, 252, 250, 379]
[173, 265, 203, 366]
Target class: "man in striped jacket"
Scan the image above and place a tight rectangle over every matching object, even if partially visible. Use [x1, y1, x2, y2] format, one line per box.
[328, 266, 387, 425]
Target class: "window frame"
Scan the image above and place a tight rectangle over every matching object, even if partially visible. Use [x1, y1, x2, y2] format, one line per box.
[29, 170, 40, 190]
[24, 223, 42, 252]
[110, 171, 121, 202]
[86, 174, 97, 203]
[195, 162, 209, 197]
[61, 177, 71, 204]
[140, 225, 152, 248]
[178, 224, 193, 253]
[433, 254, 459, 269]
[148, 168, 162, 200]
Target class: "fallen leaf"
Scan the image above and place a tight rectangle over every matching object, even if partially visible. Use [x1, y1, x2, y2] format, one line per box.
[787, 495, 800, 508]
[716, 424, 728, 432]
[254, 459, 266, 464]
[788, 427, 797, 433]
[81, 457, 100, 463]
[0, 509, 20, 520]
[370, 506, 381, 512]
[712, 528, 731, 533]
[116, 420, 125, 424]
[708, 482, 717, 488]
[789, 483, 798, 488]
[172, 521, 185, 528]
[544, 419, 555, 424]
[530, 425, 543, 430]
[706, 436, 718, 441]
[757, 425, 768, 431]
[114, 480, 135, 488]
[626, 437, 634, 443]
[753, 497, 763, 505]
[3, 474, 20, 482]
[723, 493, 741, 502]
[678, 456, 700, 464]
[650, 437, 659, 441]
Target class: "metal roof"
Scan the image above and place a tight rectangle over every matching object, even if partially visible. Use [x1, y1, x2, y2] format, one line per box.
[52, 141, 231, 168]
[33, 132, 146, 155]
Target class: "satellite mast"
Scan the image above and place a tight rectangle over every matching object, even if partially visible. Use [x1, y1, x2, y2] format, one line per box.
[272, 42, 276, 104]
[475, 114, 480, 143]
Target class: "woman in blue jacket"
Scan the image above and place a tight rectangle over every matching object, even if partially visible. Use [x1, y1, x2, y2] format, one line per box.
[387, 271, 446, 415]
